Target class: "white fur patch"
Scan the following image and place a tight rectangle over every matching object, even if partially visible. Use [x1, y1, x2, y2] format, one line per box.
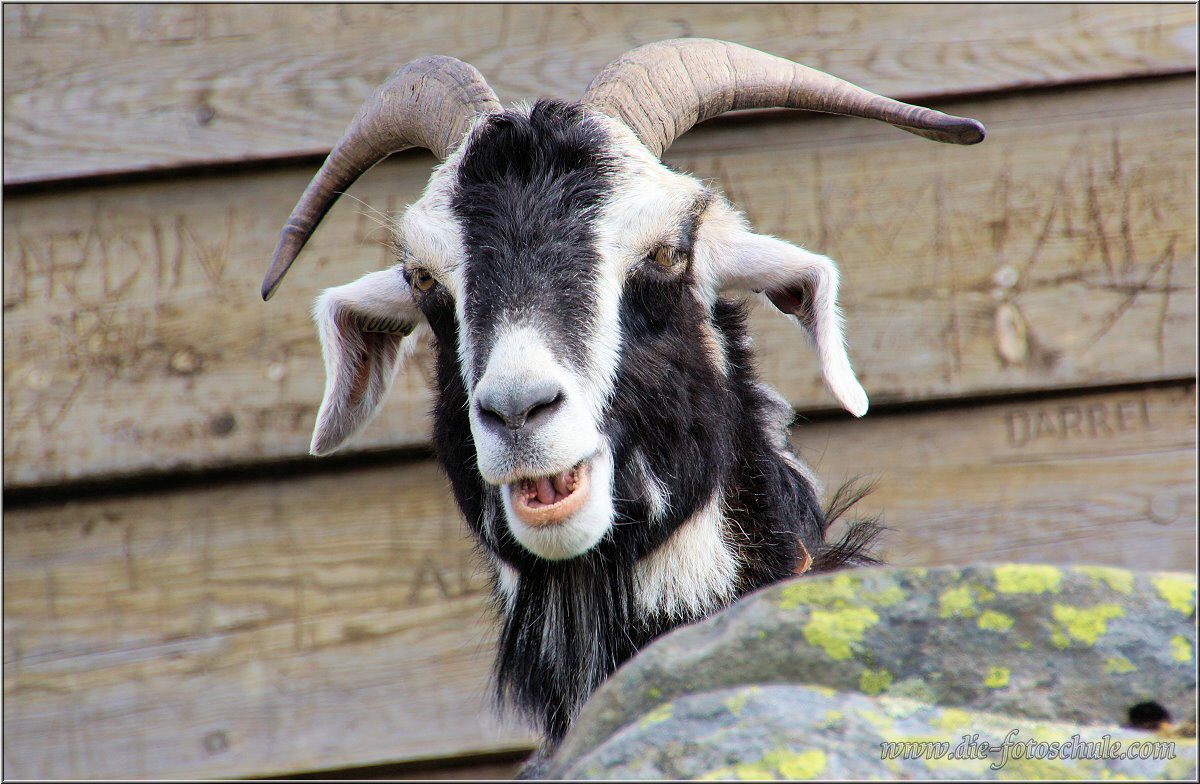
[391, 126, 476, 388]
[697, 304, 731, 378]
[592, 117, 708, 278]
[579, 231, 626, 423]
[495, 558, 520, 612]
[629, 449, 671, 523]
[634, 490, 738, 621]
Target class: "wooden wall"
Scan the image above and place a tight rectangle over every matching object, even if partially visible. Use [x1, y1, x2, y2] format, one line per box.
[3, 4, 1196, 779]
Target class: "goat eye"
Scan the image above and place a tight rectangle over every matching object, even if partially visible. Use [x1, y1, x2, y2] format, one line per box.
[650, 246, 685, 271]
[409, 266, 437, 292]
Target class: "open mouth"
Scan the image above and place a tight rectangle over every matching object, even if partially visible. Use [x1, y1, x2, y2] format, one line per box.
[507, 460, 591, 527]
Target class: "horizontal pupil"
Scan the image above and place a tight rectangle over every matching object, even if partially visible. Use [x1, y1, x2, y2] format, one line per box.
[654, 247, 680, 267]
[411, 268, 435, 290]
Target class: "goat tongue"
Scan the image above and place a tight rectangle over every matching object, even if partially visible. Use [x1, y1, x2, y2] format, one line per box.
[535, 476, 556, 505]
[510, 461, 591, 527]
[552, 469, 571, 497]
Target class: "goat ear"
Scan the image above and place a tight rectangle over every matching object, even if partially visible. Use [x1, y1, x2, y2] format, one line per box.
[712, 230, 868, 417]
[310, 267, 425, 456]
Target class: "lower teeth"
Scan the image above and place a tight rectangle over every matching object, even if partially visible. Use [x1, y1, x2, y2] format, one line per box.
[519, 468, 578, 504]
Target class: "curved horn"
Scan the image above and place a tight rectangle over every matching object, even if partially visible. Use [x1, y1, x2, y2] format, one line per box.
[581, 38, 985, 158]
[262, 56, 501, 300]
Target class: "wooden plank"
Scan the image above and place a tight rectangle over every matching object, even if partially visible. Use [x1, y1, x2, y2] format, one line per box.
[682, 77, 1199, 410]
[3, 76, 1195, 488]
[2, 460, 536, 780]
[807, 383, 1197, 570]
[4, 382, 1193, 779]
[3, 3, 1194, 184]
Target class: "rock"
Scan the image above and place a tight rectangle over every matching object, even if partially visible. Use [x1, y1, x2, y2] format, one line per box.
[541, 564, 1197, 779]
[553, 685, 1196, 779]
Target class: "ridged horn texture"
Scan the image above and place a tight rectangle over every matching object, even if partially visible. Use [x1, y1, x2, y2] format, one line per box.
[581, 38, 986, 158]
[262, 56, 501, 300]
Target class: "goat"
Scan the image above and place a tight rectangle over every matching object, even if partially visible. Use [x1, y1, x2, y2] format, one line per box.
[261, 39, 984, 749]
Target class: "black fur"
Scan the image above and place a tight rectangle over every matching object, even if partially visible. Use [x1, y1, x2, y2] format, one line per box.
[453, 100, 613, 381]
[812, 479, 887, 572]
[413, 100, 881, 744]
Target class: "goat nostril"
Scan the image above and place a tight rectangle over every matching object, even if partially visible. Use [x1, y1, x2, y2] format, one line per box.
[525, 390, 564, 424]
[476, 383, 565, 431]
[477, 402, 509, 430]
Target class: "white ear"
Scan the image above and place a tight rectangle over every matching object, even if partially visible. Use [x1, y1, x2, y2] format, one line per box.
[710, 229, 868, 417]
[310, 267, 426, 456]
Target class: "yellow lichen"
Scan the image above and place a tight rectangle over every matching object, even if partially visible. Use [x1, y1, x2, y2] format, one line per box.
[1050, 628, 1071, 650]
[778, 573, 858, 610]
[1104, 655, 1137, 674]
[856, 707, 893, 730]
[761, 749, 828, 780]
[858, 668, 893, 696]
[977, 610, 1014, 632]
[822, 709, 844, 728]
[1170, 634, 1192, 663]
[1017, 639, 1032, 650]
[983, 666, 1010, 688]
[932, 707, 973, 733]
[1074, 565, 1134, 594]
[646, 686, 662, 699]
[994, 564, 1062, 594]
[638, 702, 673, 729]
[802, 606, 880, 660]
[864, 580, 906, 607]
[724, 690, 750, 717]
[937, 582, 999, 620]
[938, 585, 977, 618]
[1051, 603, 1125, 645]
[1150, 575, 1196, 616]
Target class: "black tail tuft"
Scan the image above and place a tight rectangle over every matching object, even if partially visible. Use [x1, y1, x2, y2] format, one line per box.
[811, 478, 887, 572]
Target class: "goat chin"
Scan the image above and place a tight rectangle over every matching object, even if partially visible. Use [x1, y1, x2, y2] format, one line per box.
[501, 447, 615, 560]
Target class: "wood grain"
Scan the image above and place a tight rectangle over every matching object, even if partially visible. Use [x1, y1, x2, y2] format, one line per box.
[807, 383, 1197, 570]
[2, 460, 536, 780]
[3, 77, 1195, 488]
[3, 3, 1194, 184]
[4, 383, 1193, 779]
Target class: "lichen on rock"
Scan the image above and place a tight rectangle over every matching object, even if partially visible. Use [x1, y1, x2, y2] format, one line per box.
[540, 564, 1197, 780]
